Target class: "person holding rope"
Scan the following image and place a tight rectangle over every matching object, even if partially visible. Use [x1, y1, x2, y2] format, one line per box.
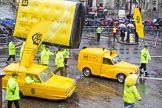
[41, 45, 54, 66]
[53, 48, 65, 76]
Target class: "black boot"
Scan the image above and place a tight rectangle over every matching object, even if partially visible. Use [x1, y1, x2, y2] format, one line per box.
[139, 69, 144, 75]
[145, 72, 149, 77]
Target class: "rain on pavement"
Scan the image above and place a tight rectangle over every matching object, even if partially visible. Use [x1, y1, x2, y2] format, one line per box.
[1, 4, 162, 108]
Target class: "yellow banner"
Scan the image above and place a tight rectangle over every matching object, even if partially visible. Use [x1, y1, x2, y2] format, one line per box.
[20, 21, 52, 67]
[134, 8, 144, 38]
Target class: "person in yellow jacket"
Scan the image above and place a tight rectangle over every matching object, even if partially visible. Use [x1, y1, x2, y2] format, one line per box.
[96, 25, 102, 42]
[6, 72, 20, 108]
[6, 38, 16, 65]
[123, 74, 142, 108]
[25, 74, 41, 84]
[53, 48, 64, 76]
[37, 44, 45, 63]
[63, 48, 70, 67]
[25, 74, 34, 84]
[41, 45, 54, 66]
[19, 41, 25, 61]
[112, 26, 118, 42]
[139, 45, 151, 76]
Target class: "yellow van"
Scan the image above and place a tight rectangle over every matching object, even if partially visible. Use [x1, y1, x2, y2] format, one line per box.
[77, 48, 138, 83]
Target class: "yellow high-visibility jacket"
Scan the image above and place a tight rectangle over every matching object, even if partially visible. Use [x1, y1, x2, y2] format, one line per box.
[124, 85, 141, 104]
[6, 77, 20, 101]
[140, 48, 151, 63]
[55, 51, 64, 68]
[96, 27, 102, 33]
[8, 41, 16, 55]
[41, 49, 54, 65]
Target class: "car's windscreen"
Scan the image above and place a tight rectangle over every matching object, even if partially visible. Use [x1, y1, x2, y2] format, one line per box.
[112, 56, 121, 64]
[40, 68, 54, 82]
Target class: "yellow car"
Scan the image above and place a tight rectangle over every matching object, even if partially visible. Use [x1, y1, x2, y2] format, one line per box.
[77, 48, 139, 83]
[2, 63, 76, 100]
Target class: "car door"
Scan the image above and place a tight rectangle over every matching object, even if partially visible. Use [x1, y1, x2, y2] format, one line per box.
[23, 74, 45, 98]
[100, 58, 115, 78]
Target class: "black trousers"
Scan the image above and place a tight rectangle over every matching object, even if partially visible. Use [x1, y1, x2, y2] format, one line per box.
[124, 102, 134, 108]
[139, 63, 146, 72]
[64, 58, 68, 65]
[8, 100, 19, 108]
[53, 67, 64, 76]
[6, 55, 15, 62]
[113, 34, 118, 42]
[97, 33, 100, 42]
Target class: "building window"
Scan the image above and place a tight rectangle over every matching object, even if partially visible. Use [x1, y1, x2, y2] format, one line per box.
[152, 0, 156, 5]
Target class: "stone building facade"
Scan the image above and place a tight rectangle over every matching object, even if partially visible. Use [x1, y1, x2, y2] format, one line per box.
[137, 0, 162, 18]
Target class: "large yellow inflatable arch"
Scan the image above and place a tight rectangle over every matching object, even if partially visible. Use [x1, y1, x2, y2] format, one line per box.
[14, 0, 86, 48]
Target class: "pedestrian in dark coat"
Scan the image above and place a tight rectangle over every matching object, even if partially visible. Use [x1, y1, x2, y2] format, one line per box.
[120, 29, 125, 42]
[126, 28, 131, 43]
[135, 30, 139, 44]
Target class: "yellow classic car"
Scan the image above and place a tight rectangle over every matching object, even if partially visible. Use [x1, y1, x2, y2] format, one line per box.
[77, 48, 139, 83]
[2, 63, 76, 100]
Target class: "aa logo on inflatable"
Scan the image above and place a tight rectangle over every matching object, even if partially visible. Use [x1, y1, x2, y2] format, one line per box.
[136, 16, 140, 23]
[32, 33, 42, 46]
[22, 0, 28, 6]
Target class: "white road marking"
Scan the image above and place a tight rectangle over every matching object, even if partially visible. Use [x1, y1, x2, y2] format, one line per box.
[151, 56, 162, 58]
[139, 77, 162, 81]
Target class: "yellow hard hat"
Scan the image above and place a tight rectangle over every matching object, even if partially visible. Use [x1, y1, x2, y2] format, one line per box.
[125, 74, 138, 86]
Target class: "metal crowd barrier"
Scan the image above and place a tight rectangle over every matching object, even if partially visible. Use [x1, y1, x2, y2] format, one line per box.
[0, 34, 22, 46]
[82, 26, 114, 37]
[82, 26, 161, 36]
[0, 26, 161, 46]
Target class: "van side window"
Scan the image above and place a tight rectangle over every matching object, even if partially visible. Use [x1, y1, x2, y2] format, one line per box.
[103, 58, 113, 65]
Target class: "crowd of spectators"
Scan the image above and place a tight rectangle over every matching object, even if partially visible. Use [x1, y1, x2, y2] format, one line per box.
[0, 18, 15, 36]
[85, 5, 160, 35]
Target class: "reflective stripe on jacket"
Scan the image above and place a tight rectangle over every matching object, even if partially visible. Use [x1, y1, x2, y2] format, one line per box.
[113, 28, 117, 34]
[124, 85, 141, 104]
[6, 77, 20, 101]
[96, 27, 102, 33]
[41, 49, 54, 65]
[8, 41, 16, 55]
[140, 48, 151, 63]
[55, 51, 64, 68]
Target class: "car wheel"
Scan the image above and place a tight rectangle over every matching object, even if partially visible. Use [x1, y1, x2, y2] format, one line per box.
[83, 68, 91, 77]
[117, 73, 126, 83]
[19, 91, 23, 97]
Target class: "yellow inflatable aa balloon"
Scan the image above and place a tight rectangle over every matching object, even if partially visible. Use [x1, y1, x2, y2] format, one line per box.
[14, 0, 86, 48]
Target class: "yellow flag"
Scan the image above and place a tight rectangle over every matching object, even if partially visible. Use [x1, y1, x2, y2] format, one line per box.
[20, 21, 53, 68]
[134, 8, 144, 38]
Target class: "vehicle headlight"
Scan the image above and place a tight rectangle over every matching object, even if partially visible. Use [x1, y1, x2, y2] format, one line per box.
[66, 88, 69, 93]
[73, 79, 77, 86]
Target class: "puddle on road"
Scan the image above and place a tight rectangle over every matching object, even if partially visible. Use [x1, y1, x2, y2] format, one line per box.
[74, 77, 123, 108]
